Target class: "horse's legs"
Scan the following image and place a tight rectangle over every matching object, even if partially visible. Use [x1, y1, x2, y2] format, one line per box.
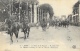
[16, 33, 18, 42]
[43, 27, 45, 31]
[27, 31, 29, 38]
[42, 27, 44, 31]
[10, 33, 13, 43]
[14, 31, 18, 42]
[24, 32, 26, 40]
[44, 27, 46, 31]
[27, 32, 29, 38]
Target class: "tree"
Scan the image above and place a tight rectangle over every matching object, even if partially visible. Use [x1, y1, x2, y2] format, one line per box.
[21, 0, 39, 22]
[0, 0, 10, 10]
[39, 4, 54, 18]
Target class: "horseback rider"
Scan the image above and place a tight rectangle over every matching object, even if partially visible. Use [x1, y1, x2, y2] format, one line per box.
[22, 18, 30, 39]
[6, 18, 12, 34]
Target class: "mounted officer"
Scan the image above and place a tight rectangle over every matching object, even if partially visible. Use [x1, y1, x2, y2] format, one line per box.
[6, 18, 13, 34]
[22, 17, 30, 39]
[6, 15, 20, 43]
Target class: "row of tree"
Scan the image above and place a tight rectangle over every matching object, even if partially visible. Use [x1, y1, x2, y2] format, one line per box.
[0, 0, 54, 22]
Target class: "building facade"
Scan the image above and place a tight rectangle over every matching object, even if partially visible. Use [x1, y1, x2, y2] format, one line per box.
[8, 0, 38, 23]
[61, 15, 66, 21]
[79, 0, 80, 26]
[0, 0, 51, 24]
[72, 1, 79, 26]
[37, 7, 50, 22]
[67, 14, 72, 24]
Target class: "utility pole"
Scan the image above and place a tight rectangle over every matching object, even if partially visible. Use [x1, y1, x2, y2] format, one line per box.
[26, 0, 29, 18]
[9, 0, 11, 17]
[79, 0, 80, 25]
[19, 0, 21, 22]
[12, 0, 13, 15]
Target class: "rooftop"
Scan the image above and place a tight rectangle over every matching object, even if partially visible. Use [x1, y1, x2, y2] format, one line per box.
[73, 1, 79, 7]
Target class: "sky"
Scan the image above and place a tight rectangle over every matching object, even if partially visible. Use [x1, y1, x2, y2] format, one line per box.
[38, 0, 78, 18]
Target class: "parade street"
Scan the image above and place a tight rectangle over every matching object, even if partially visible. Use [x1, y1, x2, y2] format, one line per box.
[0, 26, 80, 51]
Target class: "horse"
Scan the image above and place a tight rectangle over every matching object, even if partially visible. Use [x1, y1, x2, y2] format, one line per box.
[61, 21, 66, 27]
[62, 21, 69, 28]
[40, 19, 47, 31]
[6, 19, 20, 44]
[22, 22, 30, 40]
[66, 21, 69, 27]
[58, 21, 62, 27]
[54, 20, 59, 28]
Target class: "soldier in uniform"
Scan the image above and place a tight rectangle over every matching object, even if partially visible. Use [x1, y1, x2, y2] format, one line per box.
[6, 18, 12, 34]
[22, 17, 30, 39]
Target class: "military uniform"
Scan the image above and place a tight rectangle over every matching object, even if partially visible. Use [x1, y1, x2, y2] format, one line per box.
[22, 19, 30, 39]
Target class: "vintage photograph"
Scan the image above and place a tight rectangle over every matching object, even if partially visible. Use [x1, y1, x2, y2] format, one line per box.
[0, 0, 80, 51]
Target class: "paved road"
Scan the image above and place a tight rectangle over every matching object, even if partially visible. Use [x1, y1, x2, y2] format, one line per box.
[0, 26, 80, 51]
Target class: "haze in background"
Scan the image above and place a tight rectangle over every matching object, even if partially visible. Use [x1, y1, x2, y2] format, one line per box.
[38, 0, 78, 18]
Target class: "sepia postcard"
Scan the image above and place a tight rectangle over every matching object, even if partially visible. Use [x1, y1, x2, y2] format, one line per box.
[0, 0, 80, 51]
